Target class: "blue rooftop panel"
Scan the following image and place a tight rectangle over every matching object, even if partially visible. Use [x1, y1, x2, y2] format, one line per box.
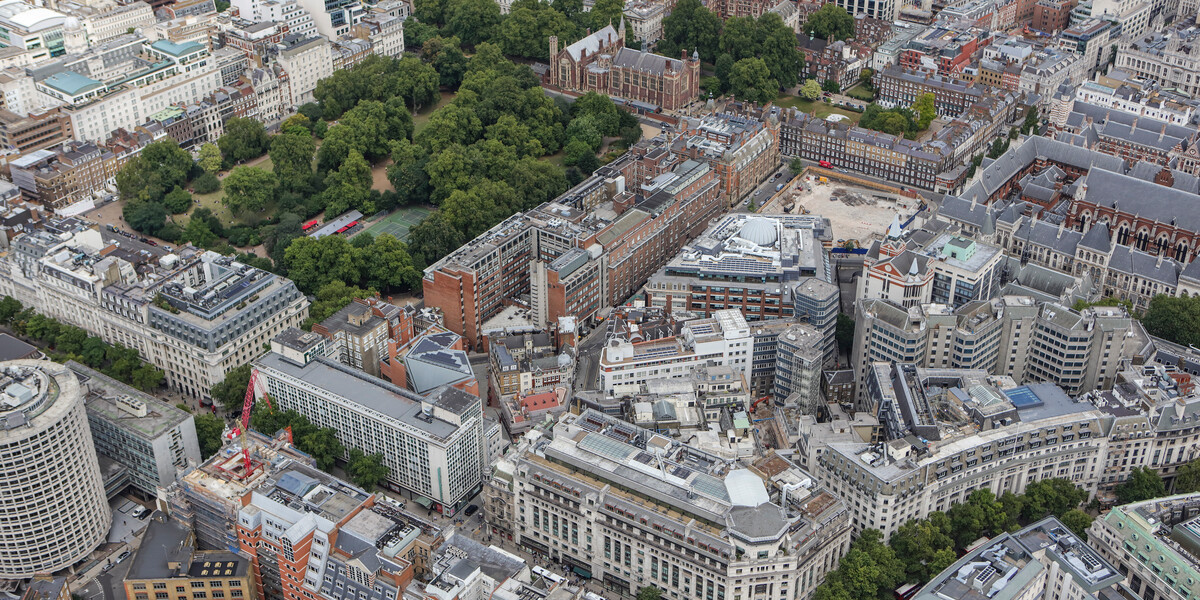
[41, 70, 104, 96]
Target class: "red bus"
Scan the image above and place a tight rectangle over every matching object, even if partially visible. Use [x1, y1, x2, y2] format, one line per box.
[818, 160, 833, 169]
[302, 219, 319, 232]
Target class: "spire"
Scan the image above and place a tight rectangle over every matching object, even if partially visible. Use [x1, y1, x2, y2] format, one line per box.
[887, 214, 903, 239]
[908, 258, 920, 276]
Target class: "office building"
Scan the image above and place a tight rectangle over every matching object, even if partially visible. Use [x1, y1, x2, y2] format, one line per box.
[254, 336, 486, 514]
[426, 136, 728, 349]
[644, 214, 833, 321]
[1090, 493, 1200, 600]
[0, 234, 309, 400]
[275, 35, 332, 110]
[916, 517, 1125, 600]
[124, 517, 256, 600]
[852, 295, 1147, 397]
[773, 323, 825, 405]
[485, 410, 852, 600]
[858, 225, 1005, 310]
[0, 360, 111, 577]
[0, 0, 69, 61]
[677, 111, 779, 205]
[1114, 24, 1200, 96]
[72, 361, 200, 498]
[599, 309, 752, 397]
[815, 368, 1107, 539]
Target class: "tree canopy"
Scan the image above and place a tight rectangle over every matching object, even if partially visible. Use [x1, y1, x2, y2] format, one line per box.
[804, 3, 854, 41]
[1116, 467, 1166, 504]
[658, 0, 721, 62]
[1143, 295, 1200, 347]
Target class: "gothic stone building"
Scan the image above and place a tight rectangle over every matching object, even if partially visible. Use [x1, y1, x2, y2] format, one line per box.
[549, 22, 699, 112]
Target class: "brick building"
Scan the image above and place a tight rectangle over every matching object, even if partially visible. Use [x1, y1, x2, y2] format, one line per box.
[873, 66, 989, 117]
[797, 36, 873, 91]
[0, 107, 72, 154]
[548, 22, 699, 111]
[1032, 0, 1074, 33]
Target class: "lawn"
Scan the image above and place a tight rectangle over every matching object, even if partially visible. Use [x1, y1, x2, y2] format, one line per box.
[188, 155, 275, 228]
[412, 92, 457, 135]
[774, 96, 864, 125]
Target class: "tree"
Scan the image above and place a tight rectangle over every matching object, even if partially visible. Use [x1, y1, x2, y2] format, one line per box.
[1177, 459, 1200, 493]
[789, 157, 806, 174]
[131, 364, 165, 392]
[714, 53, 735, 93]
[1143, 295, 1200, 347]
[587, 0, 624, 30]
[298, 427, 344, 471]
[116, 139, 193, 203]
[562, 138, 595, 168]
[194, 414, 226, 459]
[799, 79, 822, 101]
[198, 143, 223, 174]
[322, 149, 374, 217]
[1116, 467, 1167, 504]
[124, 201, 167, 235]
[183, 215, 219, 248]
[446, 0, 502, 47]
[0, 296, 22, 325]
[218, 117, 270, 163]
[719, 17, 757, 61]
[434, 40, 469, 87]
[367, 234, 420, 292]
[270, 130, 316, 192]
[804, 3, 854, 41]
[284, 235, 368, 294]
[211, 364, 252, 413]
[635, 587, 662, 600]
[822, 79, 841, 94]
[911, 93, 937, 130]
[163, 186, 192, 214]
[393, 56, 441, 111]
[1022, 106, 1039, 134]
[193, 172, 221, 194]
[890, 513, 954, 582]
[305, 281, 373, 328]
[1023, 478, 1088, 521]
[659, 0, 721, 62]
[727, 58, 777, 104]
[756, 13, 802, 88]
[406, 211, 464, 267]
[223, 166, 277, 215]
[572, 92, 621, 136]
[947, 490, 1008, 548]
[346, 449, 390, 489]
[1060, 509, 1094, 540]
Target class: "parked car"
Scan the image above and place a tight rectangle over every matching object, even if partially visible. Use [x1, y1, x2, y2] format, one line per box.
[464, 505, 479, 517]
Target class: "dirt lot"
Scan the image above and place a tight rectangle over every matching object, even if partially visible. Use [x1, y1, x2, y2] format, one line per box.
[761, 175, 921, 244]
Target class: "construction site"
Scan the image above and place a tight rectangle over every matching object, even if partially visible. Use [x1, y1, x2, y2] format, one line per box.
[760, 172, 923, 245]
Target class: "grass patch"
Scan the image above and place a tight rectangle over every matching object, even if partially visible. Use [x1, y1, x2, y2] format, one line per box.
[187, 155, 275, 228]
[774, 95, 863, 124]
[412, 92, 457, 135]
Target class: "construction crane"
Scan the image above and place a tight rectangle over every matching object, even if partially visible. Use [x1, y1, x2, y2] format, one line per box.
[235, 368, 272, 477]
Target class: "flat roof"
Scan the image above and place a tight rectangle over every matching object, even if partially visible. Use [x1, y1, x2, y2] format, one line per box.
[0, 333, 38, 361]
[255, 353, 463, 440]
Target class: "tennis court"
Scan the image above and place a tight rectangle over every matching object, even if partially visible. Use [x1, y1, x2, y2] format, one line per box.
[361, 206, 433, 241]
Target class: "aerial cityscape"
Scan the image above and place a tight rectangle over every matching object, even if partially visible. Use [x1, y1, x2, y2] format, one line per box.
[3, 0, 1200, 599]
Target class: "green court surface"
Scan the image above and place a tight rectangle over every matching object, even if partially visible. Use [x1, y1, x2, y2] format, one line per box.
[360, 206, 433, 241]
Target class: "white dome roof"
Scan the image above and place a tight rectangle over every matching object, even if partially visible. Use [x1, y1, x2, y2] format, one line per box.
[725, 469, 770, 507]
[739, 218, 777, 246]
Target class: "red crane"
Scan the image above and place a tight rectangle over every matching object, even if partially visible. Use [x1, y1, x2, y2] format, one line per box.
[235, 368, 273, 476]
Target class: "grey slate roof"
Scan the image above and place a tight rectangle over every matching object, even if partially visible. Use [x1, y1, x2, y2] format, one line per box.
[1083, 168, 1200, 233]
[1079, 222, 1111, 252]
[1107, 246, 1181, 286]
[1013, 217, 1082, 255]
[613, 46, 683, 74]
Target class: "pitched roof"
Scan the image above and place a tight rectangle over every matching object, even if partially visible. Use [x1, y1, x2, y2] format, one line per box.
[564, 25, 620, 61]
[1079, 222, 1111, 252]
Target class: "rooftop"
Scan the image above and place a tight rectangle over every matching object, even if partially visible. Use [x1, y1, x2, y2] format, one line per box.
[69, 361, 192, 441]
[255, 353, 470, 441]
